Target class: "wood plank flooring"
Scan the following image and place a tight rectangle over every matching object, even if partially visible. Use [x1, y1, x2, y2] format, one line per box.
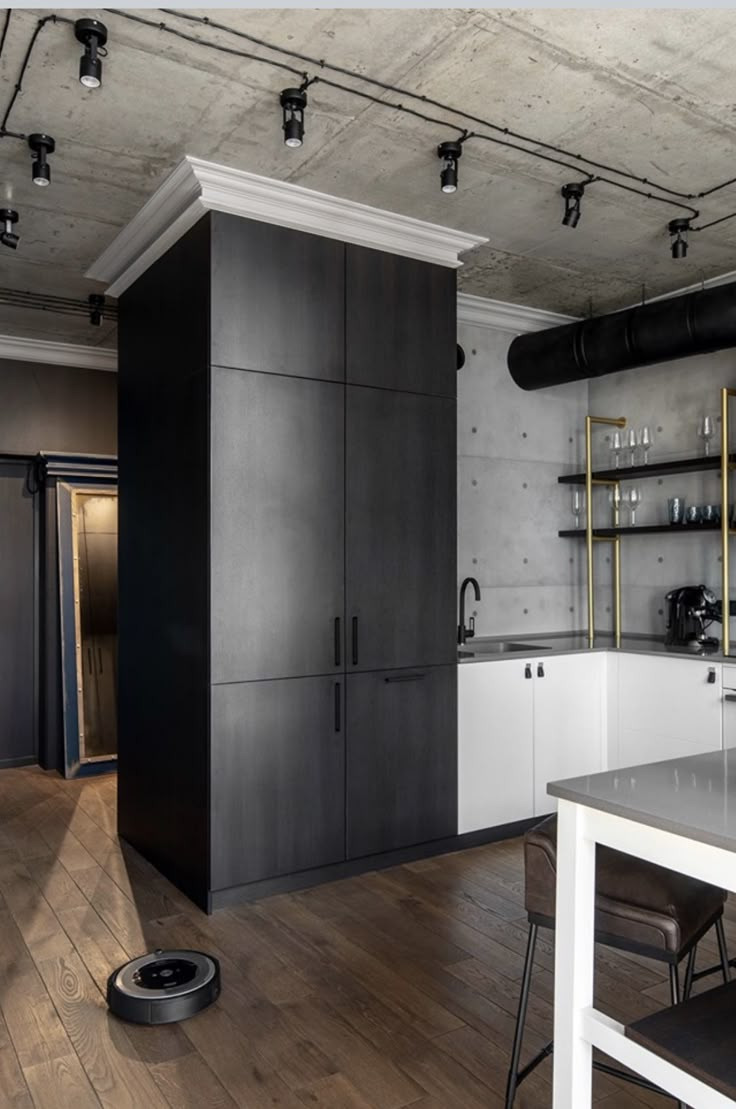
[0, 766, 732, 1109]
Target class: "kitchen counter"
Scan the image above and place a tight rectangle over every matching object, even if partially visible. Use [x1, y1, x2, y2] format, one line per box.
[548, 748, 736, 854]
[457, 631, 735, 663]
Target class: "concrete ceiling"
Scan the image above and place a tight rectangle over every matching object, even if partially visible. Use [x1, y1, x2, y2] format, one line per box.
[3, 7, 736, 350]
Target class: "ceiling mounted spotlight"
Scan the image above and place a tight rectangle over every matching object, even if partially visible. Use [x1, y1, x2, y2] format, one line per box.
[28, 134, 55, 187]
[561, 182, 585, 229]
[438, 141, 462, 194]
[280, 88, 307, 148]
[88, 294, 105, 326]
[669, 218, 690, 260]
[75, 18, 108, 89]
[0, 209, 19, 250]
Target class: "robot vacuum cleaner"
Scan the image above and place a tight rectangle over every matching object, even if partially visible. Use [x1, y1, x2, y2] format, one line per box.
[107, 949, 220, 1025]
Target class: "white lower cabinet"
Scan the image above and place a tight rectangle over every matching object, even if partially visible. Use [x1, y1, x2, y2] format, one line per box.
[613, 654, 722, 769]
[723, 666, 736, 748]
[458, 652, 605, 834]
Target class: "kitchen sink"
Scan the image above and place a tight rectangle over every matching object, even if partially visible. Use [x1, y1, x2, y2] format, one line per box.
[458, 640, 551, 657]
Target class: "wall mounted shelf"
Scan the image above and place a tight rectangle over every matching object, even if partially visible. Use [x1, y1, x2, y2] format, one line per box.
[558, 453, 733, 486]
[559, 523, 722, 539]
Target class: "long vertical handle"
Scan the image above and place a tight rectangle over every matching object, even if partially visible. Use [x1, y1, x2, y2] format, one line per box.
[334, 617, 341, 667]
[352, 617, 358, 666]
[98, 647, 103, 674]
[87, 647, 93, 674]
[334, 682, 341, 732]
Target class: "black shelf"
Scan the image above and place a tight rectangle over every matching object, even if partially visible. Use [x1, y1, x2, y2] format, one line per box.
[626, 978, 736, 1101]
[559, 523, 722, 538]
[558, 454, 732, 485]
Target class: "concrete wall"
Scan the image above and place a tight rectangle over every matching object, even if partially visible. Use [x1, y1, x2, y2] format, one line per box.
[457, 319, 588, 637]
[589, 347, 736, 634]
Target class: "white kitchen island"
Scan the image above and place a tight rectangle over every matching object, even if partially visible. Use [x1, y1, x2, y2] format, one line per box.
[549, 750, 736, 1108]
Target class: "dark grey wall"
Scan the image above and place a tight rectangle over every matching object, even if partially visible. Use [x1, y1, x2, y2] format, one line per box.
[0, 356, 117, 768]
[0, 358, 117, 456]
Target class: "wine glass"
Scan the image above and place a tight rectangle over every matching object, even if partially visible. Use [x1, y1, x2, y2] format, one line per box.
[628, 486, 643, 526]
[639, 425, 653, 464]
[698, 414, 716, 457]
[608, 485, 621, 521]
[571, 489, 585, 529]
[611, 429, 624, 469]
[626, 427, 637, 467]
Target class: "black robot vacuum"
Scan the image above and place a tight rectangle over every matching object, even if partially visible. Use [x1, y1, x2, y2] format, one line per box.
[107, 949, 220, 1025]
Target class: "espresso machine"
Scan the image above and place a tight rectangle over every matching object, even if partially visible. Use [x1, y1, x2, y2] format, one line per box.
[664, 585, 721, 650]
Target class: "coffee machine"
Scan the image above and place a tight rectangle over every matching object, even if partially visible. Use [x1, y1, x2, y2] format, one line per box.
[664, 585, 720, 650]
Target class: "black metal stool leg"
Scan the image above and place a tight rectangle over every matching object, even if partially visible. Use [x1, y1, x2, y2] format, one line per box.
[683, 947, 696, 1001]
[669, 963, 687, 1109]
[505, 923, 538, 1109]
[716, 916, 731, 984]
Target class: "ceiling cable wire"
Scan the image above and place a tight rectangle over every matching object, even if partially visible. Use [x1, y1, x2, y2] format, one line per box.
[0, 10, 12, 63]
[0, 13, 72, 139]
[106, 8, 698, 218]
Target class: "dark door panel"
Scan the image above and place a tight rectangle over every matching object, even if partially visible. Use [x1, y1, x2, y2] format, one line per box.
[346, 665, 457, 858]
[0, 463, 35, 766]
[211, 214, 345, 383]
[211, 676, 345, 889]
[346, 244, 456, 396]
[211, 368, 344, 683]
[346, 387, 456, 672]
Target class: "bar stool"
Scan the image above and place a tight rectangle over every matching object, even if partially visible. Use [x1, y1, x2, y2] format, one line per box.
[505, 814, 731, 1108]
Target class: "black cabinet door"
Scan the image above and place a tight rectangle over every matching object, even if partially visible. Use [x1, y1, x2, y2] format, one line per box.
[346, 386, 456, 672]
[211, 676, 345, 889]
[346, 665, 457, 858]
[210, 368, 344, 683]
[211, 214, 345, 383]
[345, 244, 456, 397]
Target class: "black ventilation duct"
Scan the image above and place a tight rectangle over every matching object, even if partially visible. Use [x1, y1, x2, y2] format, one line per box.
[508, 281, 736, 391]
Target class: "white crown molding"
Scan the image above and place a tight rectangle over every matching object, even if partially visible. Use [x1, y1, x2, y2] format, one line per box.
[457, 291, 577, 334]
[0, 333, 117, 372]
[88, 156, 488, 298]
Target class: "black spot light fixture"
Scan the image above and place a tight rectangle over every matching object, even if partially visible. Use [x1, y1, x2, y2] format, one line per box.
[0, 209, 19, 250]
[561, 182, 585, 228]
[280, 88, 307, 148]
[438, 140, 462, 194]
[75, 18, 108, 89]
[29, 134, 55, 187]
[669, 218, 690, 259]
[88, 294, 105, 326]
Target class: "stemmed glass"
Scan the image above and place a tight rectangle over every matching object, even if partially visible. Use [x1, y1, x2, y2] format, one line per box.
[627, 486, 643, 526]
[608, 485, 621, 521]
[698, 414, 716, 457]
[626, 428, 638, 467]
[611, 429, 624, 469]
[639, 425, 653, 464]
[571, 489, 585, 529]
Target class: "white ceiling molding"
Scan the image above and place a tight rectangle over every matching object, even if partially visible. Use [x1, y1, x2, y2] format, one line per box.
[0, 333, 117, 372]
[88, 156, 488, 298]
[457, 291, 577, 334]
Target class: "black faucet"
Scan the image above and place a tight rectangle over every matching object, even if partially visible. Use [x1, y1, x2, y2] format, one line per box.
[458, 576, 481, 645]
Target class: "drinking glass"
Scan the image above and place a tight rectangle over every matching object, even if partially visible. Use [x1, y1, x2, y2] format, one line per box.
[698, 414, 716, 457]
[571, 489, 585, 529]
[608, 485, 621, 521]
[628, 486, 643, 526]
[626, 427, 637, 467]
[610, 429, 624, 469]
[639, 425, 653, 464]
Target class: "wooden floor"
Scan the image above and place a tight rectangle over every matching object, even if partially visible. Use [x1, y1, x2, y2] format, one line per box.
[0, 769, 733, 1109]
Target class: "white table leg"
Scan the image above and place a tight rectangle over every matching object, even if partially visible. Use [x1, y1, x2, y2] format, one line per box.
[553, 799, 596, 1108]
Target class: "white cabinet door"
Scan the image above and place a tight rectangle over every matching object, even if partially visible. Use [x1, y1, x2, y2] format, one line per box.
[723, 665, 736, 749]
[616, 654, 722, 769]
[458, 659, 534, 834]
[533, 653, 605, 817]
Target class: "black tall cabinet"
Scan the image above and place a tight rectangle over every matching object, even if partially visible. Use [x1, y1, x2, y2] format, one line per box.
[118, 211, 457, 911]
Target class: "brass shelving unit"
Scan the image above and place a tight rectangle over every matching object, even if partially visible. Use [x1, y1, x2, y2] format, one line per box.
[721, 387, 736, 656]
[583, 415, 626, 648]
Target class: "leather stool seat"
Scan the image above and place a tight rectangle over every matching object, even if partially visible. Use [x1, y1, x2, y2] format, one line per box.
[525, 814, 727, 959]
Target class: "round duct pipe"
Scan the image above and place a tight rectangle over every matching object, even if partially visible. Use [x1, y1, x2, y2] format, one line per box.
[507, 282, 736, 391]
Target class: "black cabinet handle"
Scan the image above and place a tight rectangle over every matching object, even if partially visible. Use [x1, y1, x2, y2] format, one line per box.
[537, 663, 545, 678]
[352, 617, 359, 666]
[385, 672, 426, 683]
[725, 693, 736, 702]
[334, 682, 341, 731]
[525, 664, 532, 679]
[708, 667, 716, 684]
[98, 647, 103, 674]
[334, 617, 341, 667]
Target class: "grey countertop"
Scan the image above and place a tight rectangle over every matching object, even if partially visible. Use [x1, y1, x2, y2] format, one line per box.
[548, 749, 736, 854]
[457, 631, 736, 664]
